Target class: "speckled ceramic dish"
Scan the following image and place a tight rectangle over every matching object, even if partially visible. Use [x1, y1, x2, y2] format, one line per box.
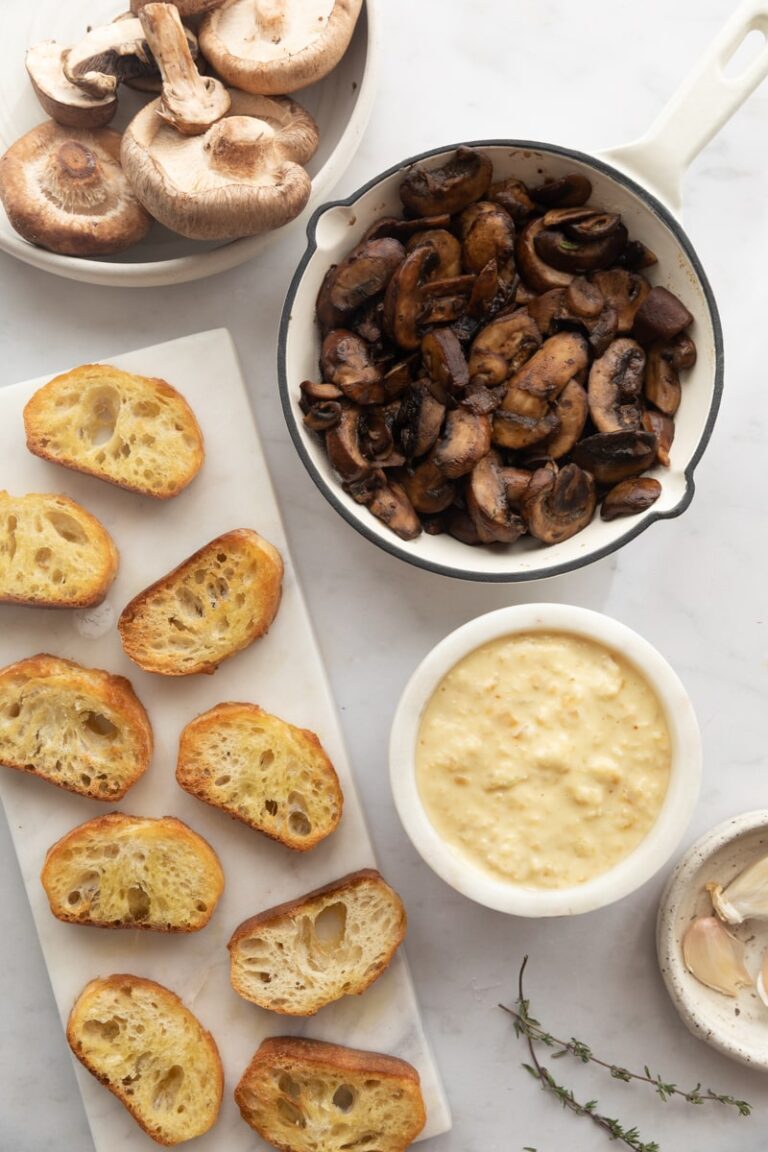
[658, 810, 768, 1070]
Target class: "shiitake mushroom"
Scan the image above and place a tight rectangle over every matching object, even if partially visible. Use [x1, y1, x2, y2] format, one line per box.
[303, 148, 696, 545]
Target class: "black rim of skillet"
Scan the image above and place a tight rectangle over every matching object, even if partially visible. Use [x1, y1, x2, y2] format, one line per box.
[277, 139, 725, 584]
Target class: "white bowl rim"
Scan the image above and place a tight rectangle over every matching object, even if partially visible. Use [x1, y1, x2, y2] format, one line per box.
[389, 603, 702, 916]
[656, 808, 768, 1070]
[0, 0, 378, 288]
[278, 137, 724, 583]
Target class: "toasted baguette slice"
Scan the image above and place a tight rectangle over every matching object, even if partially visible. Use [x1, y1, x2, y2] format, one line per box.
[176, 702, 342, 849]
[228, 869, 406, 1015]
[235, 1036, 426, 1152]
[24, 364, 204, 499]
[68, 974, 223, 1146]
[118, 529, 283, 676]
[0, 654, 151, 799]
[41, 813, 224, 930]
[0, 490, 118, 607]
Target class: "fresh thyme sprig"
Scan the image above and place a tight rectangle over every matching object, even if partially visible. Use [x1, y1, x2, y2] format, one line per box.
[501, 956, 751, 1152]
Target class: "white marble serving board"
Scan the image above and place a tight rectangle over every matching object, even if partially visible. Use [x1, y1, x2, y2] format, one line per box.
[0, 329, 450, 1150]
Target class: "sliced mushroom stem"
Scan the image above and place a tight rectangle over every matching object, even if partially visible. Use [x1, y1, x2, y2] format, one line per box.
[205, 116, 278, 175]
[140, 3, 230, 136]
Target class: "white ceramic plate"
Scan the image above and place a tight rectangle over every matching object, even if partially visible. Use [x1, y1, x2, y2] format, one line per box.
[279, 141, 722, 582]
[0, 330, 451, 1149]
[658, 811, 768, 1070]
[0, 0, 376, 286]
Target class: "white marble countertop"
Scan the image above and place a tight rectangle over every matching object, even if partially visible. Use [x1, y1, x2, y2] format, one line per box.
[2, 1, 768, 1150]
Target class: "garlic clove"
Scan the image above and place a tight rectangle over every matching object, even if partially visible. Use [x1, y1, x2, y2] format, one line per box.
[757, 953, 768, 1008]
[682, 916, 753, 997]
[707, 853, 768, 925]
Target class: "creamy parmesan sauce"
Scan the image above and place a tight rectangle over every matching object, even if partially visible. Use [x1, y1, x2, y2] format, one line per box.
[416, 632, 671, 889]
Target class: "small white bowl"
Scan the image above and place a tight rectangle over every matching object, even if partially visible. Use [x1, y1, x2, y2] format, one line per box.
[658, 810, 768, 1070]
[389, 603, 701, 916]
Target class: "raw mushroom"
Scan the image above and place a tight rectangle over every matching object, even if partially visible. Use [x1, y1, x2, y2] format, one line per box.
[399, 147, 493, 217]
[572, 430, 658, 485]
[600, 477, 662, 521]
[121, 90, 318, 239]
[64, 18, 168, 98]
[138, 3, 230, 136]
[131, 0, 226, 14]
[200, 0, 363, 95]
[587, 338, 646, 433]
[0, 122, 151, 256]
[523, 462, 597, 544]
[25, 42, 118, 129]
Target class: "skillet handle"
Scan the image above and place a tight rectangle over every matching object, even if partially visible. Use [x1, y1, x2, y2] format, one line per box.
[602, 0, 768, 215]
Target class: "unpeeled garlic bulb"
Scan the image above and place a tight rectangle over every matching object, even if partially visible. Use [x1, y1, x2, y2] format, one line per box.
[682, 916, 752, 997]
[707, 854, 768, 925]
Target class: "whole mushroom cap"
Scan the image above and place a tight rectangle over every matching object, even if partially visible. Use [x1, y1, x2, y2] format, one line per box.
[199, 0, 363, 95]
[25, 42, 118, 130]
[121, 90, 318, 240]
[0, 121, 151, 256]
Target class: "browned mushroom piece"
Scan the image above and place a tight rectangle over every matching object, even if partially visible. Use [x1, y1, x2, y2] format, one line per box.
[632, 285, 693, 344]
[400, 147, 493, 217]
[534, 378, 588, 459]
[300, 379, 342, 403]
[492, 407, 560, 450]
[645, 343, 681, 416]
[316, 237, 406, 332]
[522, 462, 597, 544]
[500, 466, 532, 508]
[326, 404, 369, 481]
[466, 451, 527, 544]
[534, 219, 628, 274]
[458, 201, 516, 282]
[139, 3, 230, 136]
[446, 507, 482, 545]
[572, 430, 658, 485]
[466, 257, 515, 320]
[564, 276, 603, 318]
[489, 176, 535, 222]
[320, 330, 384, 404]
[468, 312, 542, 385]
[516, 217, 575, 293]
[587, 338, 646, 433]
[382, 356, 419, 400]
[367, 481, 422, 540]
[432, 409, 492, 478]
[618, 239, 658, 271]
[420, 292, 471, 327]
[642, 409, 675, 467]
[303, 400, 342, 432]
[591, 269, 650, 333]
[363, 213, 452, 242]
[542, 206, 621, 240]
[525, 288, 565, 335]
[500, 331, 589, 422]
[459, 380, 507, 415]
[359, 403, 402, 465]
[600, 476, 662, 521]
[421, 329, 469, 399]
[406, 229, 461, 278]
[531, 173, 592, 208]
[382, 244, 438, 350]
[401, 456, 456, 514]
[396, 382, 445, 458]
[669, 332, 697, 371]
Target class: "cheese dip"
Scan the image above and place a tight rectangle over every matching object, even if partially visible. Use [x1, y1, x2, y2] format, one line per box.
[415, 631, 671, 889]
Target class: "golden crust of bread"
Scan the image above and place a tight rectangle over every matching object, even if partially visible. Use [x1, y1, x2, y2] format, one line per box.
[176, 701, 342, 849]
[0, 653, 152, 800]
[67, 974, 223, 1146]
[118, 529, 283, 676]
[41, 813, 224, 931]
[0, 490, 118, 607]
[234, 1035, 426, 1152]
[24, 364, 204, 500]
[228, 869, 407, 1015]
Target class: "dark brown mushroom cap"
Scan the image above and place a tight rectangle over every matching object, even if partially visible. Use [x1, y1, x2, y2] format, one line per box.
[364, 213, 452, 242]
[492, 407, 560, 450]
[523, 462, 597, 544]
[571, 430, 658, 484]
[303, 400, 342, 431]
[121, 90, 318, 240]
[468, 312, 542, 384]
[326, 404, 369, 481]
[489, 176, 535, 222]
[316, 238, 405, 332]
[542, 207, 621, 241]
[530, 173, 592, 207]
[591, 269, 650, 333]
[645, 343, 682, 416]
[382, 244, 437, 351]
[632, 285, 693, 344]
[600, 476, 662, 521]
[534, 378, 588, 459]
[458, 201, 516, 280]
[587, 338, 646, 433]
[400, 147, 493, 217]
[200, 0, 364, 95]
[564, 276, 603, 318]
[533, 221, 628, 274]
[466, 451, 527, 544]
[406, 229, 461, 279]
[0, 121, 150, 256]
[501, 331, 589, 420]
[432, 408, 492, 478]
[642, 409, 675, 467]
[366, 480, 422, 540]
[320, 330, 384, 403]
[401, 456, 456, 514]
[516, 217, 574, 293]
[421, 329, 469, 397]
[396, 382, 445, 458]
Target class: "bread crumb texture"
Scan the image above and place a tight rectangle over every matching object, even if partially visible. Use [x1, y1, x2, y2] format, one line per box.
[0, 654, 151, 799]
[177, 702, 342, 849]
[42, 813, 224, 931]
[235, 1036, 426, 1152]
[0, 490, 118, 606]
[118, 529, 283, 675]
[24, 364, 204, 499]
[229, 869, 406, 1014]
[67, 974, 223, 1146]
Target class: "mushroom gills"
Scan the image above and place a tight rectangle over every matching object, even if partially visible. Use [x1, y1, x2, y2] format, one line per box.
[682, 916, 752, 997]
[25, 42, 118, 129]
